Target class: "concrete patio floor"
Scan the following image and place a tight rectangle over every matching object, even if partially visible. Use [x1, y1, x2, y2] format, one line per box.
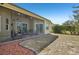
[20, 34, 58, 54]
[0, 34, 58, 55]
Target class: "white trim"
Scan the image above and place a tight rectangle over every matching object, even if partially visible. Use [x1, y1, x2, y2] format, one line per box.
[0, 16, 1, 32]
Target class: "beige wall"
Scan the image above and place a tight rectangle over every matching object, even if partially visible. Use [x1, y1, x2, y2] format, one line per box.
[44, 20, 53, 34]
[0, 7, 31, 38]
[0, 7, 11, 38]
[0, 6, 53, 41]
[13, 14, 30, 33]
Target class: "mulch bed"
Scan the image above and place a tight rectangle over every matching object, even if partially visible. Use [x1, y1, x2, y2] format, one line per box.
[0, 41, 35, 55]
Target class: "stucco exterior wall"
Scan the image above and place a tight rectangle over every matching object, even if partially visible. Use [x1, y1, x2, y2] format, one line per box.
[0, 5, 53, 42]
[44, 20, 53, 34]
[0, 7, 31, 39]
[12, 14, 30, 33]
[0, 7, 11, 38]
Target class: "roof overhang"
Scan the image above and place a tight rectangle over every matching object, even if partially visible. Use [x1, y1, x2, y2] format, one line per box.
[0, 3, 53, 24]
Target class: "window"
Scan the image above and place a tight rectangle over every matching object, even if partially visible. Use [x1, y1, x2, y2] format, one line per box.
[5, 18, 9, 30]
[6, 25, 8, 30]
[6, 18, 9, 24]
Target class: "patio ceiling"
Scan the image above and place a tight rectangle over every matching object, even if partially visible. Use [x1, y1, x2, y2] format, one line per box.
[0, 3, 45, 21]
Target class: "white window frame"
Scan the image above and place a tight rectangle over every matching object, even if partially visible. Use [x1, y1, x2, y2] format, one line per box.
[5, 18, 9, 30]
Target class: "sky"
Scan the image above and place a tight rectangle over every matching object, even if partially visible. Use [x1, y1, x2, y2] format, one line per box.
[15, 3, 79, 25]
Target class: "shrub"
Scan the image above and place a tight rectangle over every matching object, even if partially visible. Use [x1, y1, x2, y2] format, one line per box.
[53, 25, 62, 33]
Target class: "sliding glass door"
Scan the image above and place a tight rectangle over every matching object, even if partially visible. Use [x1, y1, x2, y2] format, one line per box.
[16, 22, 27, 34]
[36, 24, 44, 34]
